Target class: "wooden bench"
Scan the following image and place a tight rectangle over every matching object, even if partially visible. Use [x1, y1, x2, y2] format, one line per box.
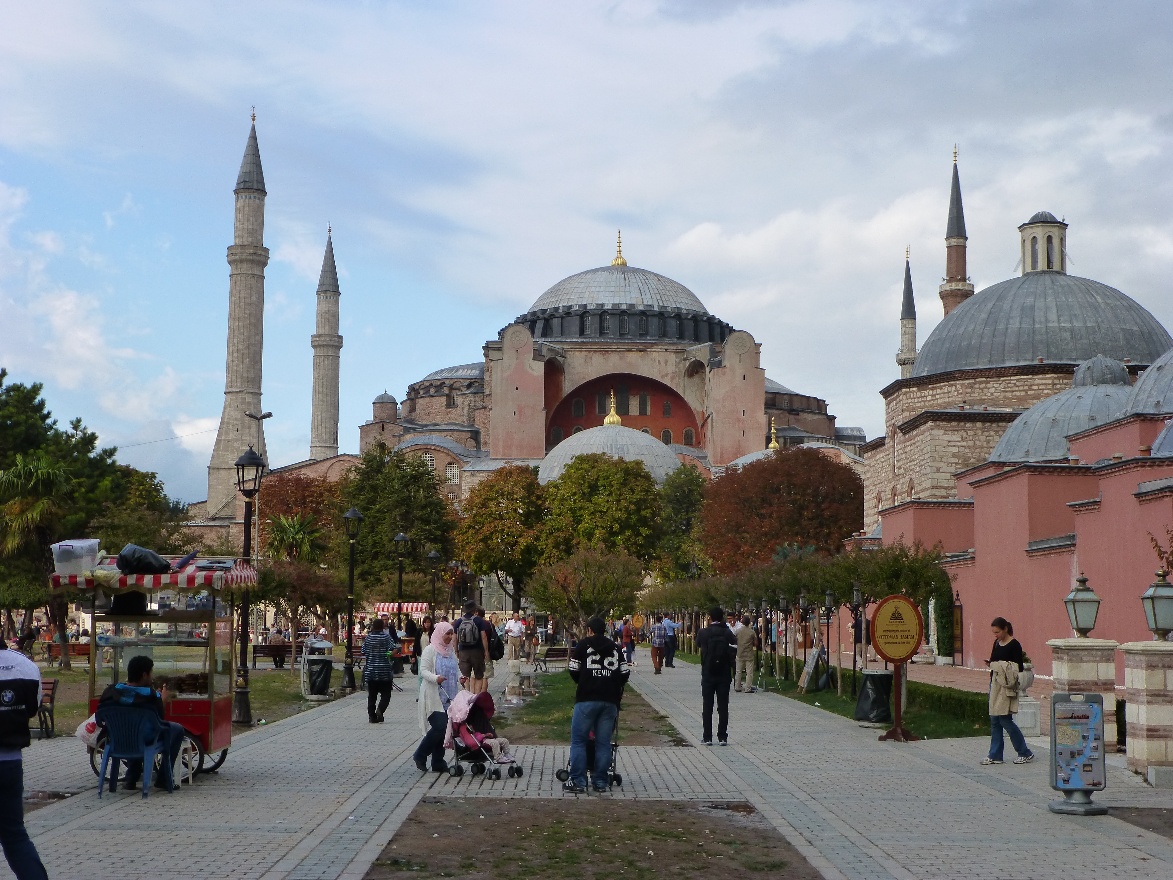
[533, 645, 570, 672]
[251, 642, 306, 668]
[35, 679, 57, 739]
[46, 642, 91, 667]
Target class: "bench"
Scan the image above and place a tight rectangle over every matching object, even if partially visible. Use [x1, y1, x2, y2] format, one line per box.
[533, 645, 570, 672]
[251, 642, 305, 668]
[46, 642, 91, 667]
[35, 679, 57, 739]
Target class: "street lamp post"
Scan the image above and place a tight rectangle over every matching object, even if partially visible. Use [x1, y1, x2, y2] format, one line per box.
[850, 583, 863, 697]
[427, 550, 441, 612]
[779, 596, 791, 680]
[799, 594, 810, 670]
[341, 507, 363, 692]
[823, 590, 835, 689]
[232, 445, 265, 725]
[394, 532, 409, 631]
[1141, 569, 1173, 640]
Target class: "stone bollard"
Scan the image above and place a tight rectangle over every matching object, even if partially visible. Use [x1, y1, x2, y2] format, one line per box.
[1120, 641, 1173, 787]
[1047, 638, 1119, 745]
[506, 659, 522, 696]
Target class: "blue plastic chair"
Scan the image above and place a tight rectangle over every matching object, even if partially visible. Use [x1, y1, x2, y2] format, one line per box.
[95, 705, 173, 799]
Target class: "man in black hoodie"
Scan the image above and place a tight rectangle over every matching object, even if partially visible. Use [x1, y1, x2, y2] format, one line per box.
[696, 606, 736, 746]
[0, 639, 49, 880]
[565, 617, 629, 794]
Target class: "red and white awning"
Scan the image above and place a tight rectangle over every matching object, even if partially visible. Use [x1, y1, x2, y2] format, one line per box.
[370, 602, 430, 614]
[50, 557, 257, 593]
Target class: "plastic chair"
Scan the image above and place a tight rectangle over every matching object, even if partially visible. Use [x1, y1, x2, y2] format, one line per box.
[95, 705, 173, 799]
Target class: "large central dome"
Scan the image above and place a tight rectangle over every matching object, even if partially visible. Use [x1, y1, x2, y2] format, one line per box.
[529, 265, 709, 315]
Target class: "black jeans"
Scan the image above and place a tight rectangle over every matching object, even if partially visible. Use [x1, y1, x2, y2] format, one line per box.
[367, 679, 393, 719]
[664, 635, 677, 667]
[0, 760, 48, 880]
[701, 674, 730, 743]
[413, 710, 448, 769]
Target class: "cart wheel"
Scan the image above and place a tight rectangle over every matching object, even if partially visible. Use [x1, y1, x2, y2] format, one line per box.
[199, 748, 229, 774]
[612, 773, 623, 787]
[488, 768, 501, 780]
[471, 763, 485, 776]
[88, 732, 109, 777]
[450, 764, 464, 778]
[555, 769, 569, 783]
[514, 766, 525, 778]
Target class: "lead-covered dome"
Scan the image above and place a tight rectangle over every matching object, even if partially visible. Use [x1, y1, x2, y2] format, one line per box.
[537, 424, 683, 484]
[912, 273, 1171, 377]
[1123, 345, 1173, 415]
[529, 264, 709, 315]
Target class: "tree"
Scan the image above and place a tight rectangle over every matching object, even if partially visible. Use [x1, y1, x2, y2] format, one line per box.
[89, 466, 193, 556]
[528, 548, 644, 636]
[655, 464, 708, 580]
[256, 561, 347, 635]
[257, 472, 343, 561]
[456, 465, 547, 612]
[542, 454, 662, 563]
[700, 448, 863, 573]
[266, 513, 326, 562]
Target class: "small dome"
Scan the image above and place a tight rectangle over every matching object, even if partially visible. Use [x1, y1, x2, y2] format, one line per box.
[528, 265, 709, 315]
[728, 449, 776, 470]
[1150, 420, 1173, 457]
[989, 385, 1131, 463]
[1123, 346, 1173, 415]
[373, 391, 397, 404]
[1073, 355, 1130, 387]
[419, 363, 485, 383]
[1025, 210, 1061, 225]
[537, 424, 682, 485]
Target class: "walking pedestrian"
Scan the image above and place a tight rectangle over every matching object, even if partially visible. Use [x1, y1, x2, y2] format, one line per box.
[505, 611, 525, 661]
[414, 616, 434, 676]
[734, 615, 756, 693]
[621, 617, 635, 665]
[981, 617, 1034, 766]
[649, 614, 667, 674]
[662, 614, 679, 667]
[697, 606, 736, 746]
[414, 622, 459, 773]
[0, 639, 49, 880]
[564, 617, 629, 793]
[361, 618, 395, 723]
[455, 601, 490, 694]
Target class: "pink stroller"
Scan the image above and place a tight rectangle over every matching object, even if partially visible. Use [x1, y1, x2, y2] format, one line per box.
[447, 691, 523, 780]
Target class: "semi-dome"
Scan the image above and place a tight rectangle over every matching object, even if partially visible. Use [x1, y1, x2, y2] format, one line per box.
[373, 391, 397, 404]
[989, 383, 1131, 463]
[913, 273, 1171, 377]
[528, 265, 709, 315]
[1123, 345, 1173, 415]
[728, 448, 776, 470]
[537, 423, 683, 485]
[1150, 420, 1173, 457]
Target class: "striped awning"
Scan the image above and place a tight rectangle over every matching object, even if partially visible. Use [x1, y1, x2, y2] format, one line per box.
[50, 557, 256, 593]
[371, 602, 430, 614]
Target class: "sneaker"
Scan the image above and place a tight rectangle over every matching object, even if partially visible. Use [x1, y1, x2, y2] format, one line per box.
[562, 782, 587, 794]
[1013, 753, 1034, 764]
[980, 757, 1003, 765]
[719, 740, 728, 747]
[703, 740, 713, 747]
[414, 757, 428, 772]
[593, 784, 609, 793]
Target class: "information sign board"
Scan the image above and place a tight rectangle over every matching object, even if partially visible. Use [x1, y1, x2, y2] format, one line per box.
[870, 595, 923, 665]
[1050, 693, 1106, 792]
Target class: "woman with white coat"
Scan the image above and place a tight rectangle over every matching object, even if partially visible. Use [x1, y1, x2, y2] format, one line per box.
[413, 621, 459, 773]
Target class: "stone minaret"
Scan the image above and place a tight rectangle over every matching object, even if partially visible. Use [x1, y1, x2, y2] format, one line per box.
[896, 249, 917, 378]
[310, 228, 342, 460]
[206, 118, 269, 515]
[939, 151, 974, 317]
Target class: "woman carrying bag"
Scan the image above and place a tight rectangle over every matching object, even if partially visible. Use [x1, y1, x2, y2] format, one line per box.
[413, 621, 460, 773]
[982, 617, 1035, 766]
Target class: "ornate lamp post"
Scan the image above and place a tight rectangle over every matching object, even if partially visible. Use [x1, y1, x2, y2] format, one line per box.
[232, 445, 265, 725]
[427, 549, 441, 611]
[341, 507, 363, 691]
[850, 584, 863, 697]
[823, 590, 835, 677]
[1141, 569, 1173, 640]
[779, 595, 791, 680]
[394, 532, 409, 631]
[1063, 573, 1101, 638]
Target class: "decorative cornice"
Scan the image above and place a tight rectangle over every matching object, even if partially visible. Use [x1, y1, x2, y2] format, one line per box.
[897, 408, 1020, 435]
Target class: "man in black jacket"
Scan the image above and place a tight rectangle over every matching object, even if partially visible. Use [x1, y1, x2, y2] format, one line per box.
[696, 606, 736, 746]
[565, 617, 629, 794]
[0, 639, 49, 880]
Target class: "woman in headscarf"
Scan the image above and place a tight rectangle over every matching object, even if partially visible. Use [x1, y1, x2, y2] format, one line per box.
[413, 621, 459, 772]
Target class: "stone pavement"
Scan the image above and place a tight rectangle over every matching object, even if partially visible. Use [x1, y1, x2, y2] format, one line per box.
[6, 655, 1173, 880]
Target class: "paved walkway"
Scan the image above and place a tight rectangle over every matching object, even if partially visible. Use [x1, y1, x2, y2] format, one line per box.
[7, 655, 1173, 880]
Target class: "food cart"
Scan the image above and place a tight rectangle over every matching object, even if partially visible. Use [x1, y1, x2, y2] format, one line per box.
[50, 555, 256, 777]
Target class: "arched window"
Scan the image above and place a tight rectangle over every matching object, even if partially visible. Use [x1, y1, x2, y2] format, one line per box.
[1030, 236, 1039, 271]
[572, 398, 585, 418]
[596, 392, 608, 415]
[661, 429, 673, 445]
[581, 314, 592, 336]
[550, 426, 564, 445]
[572, 426, 583, 434]
[618, 315, 629, 336]
[683, 428, 694, 446]
[445, 392, 456, 408]
[640, 427, 651, 434]
[600, 313, 611, 335]
[445, 462, 460, 484]
[638, 393, 650, 416]
[662, 400, 672, 417]
[421, 452, 435, 471]
[637, 315, 648, 337]
[1046, 235, 1054, 269]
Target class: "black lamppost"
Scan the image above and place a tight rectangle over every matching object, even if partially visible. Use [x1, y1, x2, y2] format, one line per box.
[779, 596, 791, 680]
[798, 594, 810, 669]
[232, 445, 265, 725]
[823, 590, 835, 685]
[394, 532, 409, 631]
[341, 507, 363, 692]
[427, 550, 441, 611]
[850, 583, 863, 697]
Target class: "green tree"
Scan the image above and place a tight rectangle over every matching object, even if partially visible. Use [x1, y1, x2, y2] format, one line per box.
[456, 464, 547, 612]
[528, 548, 644, 636]
[542, 454, 662, 563]
[89, 466, 192, 556]
[266, 513, 326, 562]
[654, 464, 708, 580]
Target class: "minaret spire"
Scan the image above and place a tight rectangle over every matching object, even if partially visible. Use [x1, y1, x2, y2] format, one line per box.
[940, 150, 973, 317]
[897, 249, 918, 378]
[310, 226, 343, 460]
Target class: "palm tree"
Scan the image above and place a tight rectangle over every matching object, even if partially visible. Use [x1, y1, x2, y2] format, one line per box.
[265, 513, 324, 563]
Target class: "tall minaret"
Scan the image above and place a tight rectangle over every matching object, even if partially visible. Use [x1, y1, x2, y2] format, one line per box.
[939, 148, 974, 317]
[206, 115, 269, 515]
[310, 227, 342, 460]
[896, 248, 917, 378]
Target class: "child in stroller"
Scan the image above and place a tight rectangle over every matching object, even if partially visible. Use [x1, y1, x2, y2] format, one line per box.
[444, 690, 523, 780]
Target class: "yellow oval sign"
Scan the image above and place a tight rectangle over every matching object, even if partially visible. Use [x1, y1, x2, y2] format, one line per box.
[632, 613, 645, 630]
[870, 595, 923, 665]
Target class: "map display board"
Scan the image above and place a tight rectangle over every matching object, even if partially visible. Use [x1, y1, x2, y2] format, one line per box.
[1050, 693, 1106, 792]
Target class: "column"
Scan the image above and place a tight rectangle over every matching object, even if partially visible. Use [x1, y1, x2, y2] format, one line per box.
[1047, 638, 1119, 745]
[1120, 641, 1173, 787]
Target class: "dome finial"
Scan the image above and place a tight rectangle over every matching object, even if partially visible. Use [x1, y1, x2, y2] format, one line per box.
[251, 106, 256, 124]
[767, 417, 780, 450]
[603, 388, 622, 425]
[611, 230, 627, 267]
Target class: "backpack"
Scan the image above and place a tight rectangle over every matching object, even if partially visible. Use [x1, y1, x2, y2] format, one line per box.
[703, 626, 733, 675]
[457, 617, 481, 650]
[487, 626, 505, 661]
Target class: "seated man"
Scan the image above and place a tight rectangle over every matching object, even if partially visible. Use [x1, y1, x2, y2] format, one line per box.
[98, 655, 184, 791]
[268, 628, 287, 668]
[565, 616, 629, 794]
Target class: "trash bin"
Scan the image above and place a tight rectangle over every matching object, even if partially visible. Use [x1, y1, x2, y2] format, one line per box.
[303, 638, 334, 697]
[854, 669, 893, 723]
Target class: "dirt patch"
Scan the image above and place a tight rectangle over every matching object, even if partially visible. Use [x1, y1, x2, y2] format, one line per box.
[1112, 807, 1173, 840]
[364, 797, 820, 880]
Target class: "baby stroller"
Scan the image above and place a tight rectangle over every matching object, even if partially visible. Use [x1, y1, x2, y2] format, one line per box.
[447, 690, 523, 781]
[556, 714, 622, 788]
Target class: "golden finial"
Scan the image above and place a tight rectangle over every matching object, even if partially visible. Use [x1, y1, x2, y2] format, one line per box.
[953, 143, 958, 164]
[611, 230, 627, 267]
[251, 106, 256, 124]
[767, 417, 780, 450]
[603, 388, 622, 425]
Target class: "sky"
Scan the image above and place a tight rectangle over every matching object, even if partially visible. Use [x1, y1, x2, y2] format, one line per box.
[3, 1, 1173, 503]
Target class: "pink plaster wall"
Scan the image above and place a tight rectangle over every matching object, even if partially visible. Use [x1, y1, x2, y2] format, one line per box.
[1068, 415, 1167, 463]
[882, 502, 974, 555]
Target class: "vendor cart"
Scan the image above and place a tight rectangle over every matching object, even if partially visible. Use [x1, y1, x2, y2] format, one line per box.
[50, 555, 256, 777]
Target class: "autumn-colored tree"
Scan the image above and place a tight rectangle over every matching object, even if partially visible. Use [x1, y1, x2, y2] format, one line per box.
[256, 473, 343, 560]
[528, 548, 644, 636]
[456, 464, 547, 612]
[256, 561, 347, 635]
[700, 448, 862, 573]
[542, 454, 662, 563]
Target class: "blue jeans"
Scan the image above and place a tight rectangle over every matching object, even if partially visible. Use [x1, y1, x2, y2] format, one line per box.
[570, 701, 617, 789]
[989, 714, 1031, 761]
[624, 642, 635, 663]
[0, 759, 48, 880]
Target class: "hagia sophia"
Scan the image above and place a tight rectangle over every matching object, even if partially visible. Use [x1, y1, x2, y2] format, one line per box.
[191, 122, 1173, 690]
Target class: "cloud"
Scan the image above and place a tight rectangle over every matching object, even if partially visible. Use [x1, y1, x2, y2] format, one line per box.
[102, 192, 139, 229]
